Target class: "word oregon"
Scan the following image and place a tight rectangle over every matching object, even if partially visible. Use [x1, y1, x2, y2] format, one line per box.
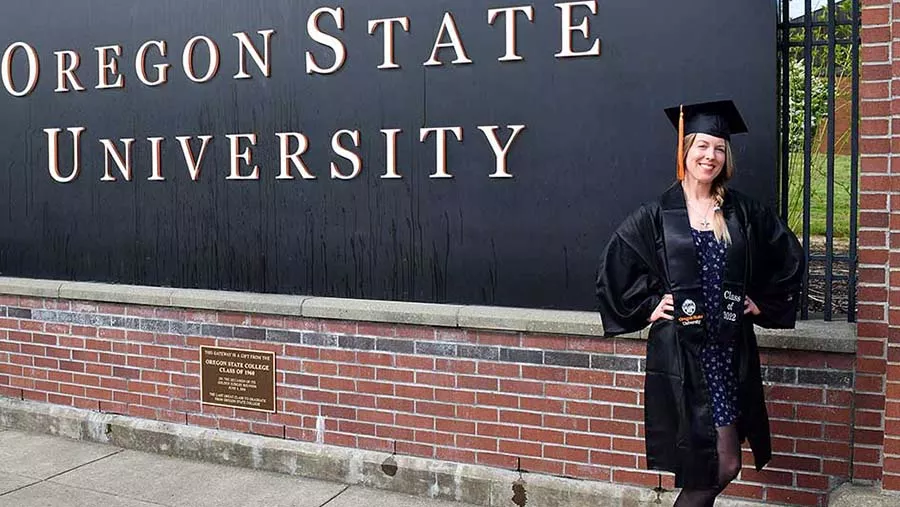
[0, 1, 601, 97]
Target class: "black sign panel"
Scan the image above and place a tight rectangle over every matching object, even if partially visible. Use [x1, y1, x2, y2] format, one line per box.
[0, 1, 775, 310]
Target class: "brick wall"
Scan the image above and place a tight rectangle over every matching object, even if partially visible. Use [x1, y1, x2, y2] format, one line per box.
[0, 296, 853, 505]
[857, 0, 899, 491]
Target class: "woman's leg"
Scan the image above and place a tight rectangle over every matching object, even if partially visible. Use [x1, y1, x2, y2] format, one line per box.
[673, 425, 741, 507]
[714, 424, 742, 493]
[673, 487, 717, 506]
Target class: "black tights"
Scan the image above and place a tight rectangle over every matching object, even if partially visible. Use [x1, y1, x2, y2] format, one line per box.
[673, 425, 741, 507]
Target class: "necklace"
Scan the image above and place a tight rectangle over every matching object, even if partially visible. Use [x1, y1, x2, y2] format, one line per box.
[687, 198, 715, 229]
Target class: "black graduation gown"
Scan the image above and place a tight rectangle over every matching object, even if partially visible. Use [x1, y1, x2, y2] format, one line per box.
[595, 184, 804, 489]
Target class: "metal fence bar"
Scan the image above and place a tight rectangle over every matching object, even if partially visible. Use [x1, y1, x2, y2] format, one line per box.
[812, 275, 852, 281]
[785, 21, 855, 28]
[780, 2, 791, 219]
[786, 39, 858, 47]
[801, 0, 814, 321]
[824, 0, 837, 321]
[848, 0, 859, 322]
[809, 254, 853, 261]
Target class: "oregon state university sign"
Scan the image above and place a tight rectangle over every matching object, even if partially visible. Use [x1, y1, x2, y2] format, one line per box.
[0, 1, 775, 310]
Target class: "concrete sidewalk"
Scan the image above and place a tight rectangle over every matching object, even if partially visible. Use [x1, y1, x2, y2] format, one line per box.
[0, 429, 478, 507]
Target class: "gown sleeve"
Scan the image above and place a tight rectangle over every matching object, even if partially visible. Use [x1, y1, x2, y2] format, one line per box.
[746, 203, 805, 329]
[595, 206, 664, 336]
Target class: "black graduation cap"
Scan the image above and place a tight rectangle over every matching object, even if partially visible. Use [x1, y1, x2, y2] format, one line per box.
[664, 100, 748, 180]
[664, 100, 748, 141]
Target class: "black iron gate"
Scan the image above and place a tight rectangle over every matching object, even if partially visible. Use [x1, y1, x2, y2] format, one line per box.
[777, 0, 860, 321]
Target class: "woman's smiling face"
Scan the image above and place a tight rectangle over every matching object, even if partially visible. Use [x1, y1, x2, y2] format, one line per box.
[685, 133, 727, 184]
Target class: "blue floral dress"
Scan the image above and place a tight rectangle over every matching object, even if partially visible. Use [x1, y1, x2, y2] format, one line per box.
[690, 228, 739, 428]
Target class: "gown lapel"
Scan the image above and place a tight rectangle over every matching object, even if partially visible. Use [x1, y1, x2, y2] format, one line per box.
[660, 184, 748, 349]
[719, 194, 748, 342]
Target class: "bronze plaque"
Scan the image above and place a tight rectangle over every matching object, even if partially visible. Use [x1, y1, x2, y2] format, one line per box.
[200, 346, 276, 413]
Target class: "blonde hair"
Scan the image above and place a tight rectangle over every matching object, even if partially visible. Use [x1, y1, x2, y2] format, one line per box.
[682, 133, 735, 244]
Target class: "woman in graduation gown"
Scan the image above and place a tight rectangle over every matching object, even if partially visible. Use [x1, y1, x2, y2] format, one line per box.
[595, 100, 804, 506]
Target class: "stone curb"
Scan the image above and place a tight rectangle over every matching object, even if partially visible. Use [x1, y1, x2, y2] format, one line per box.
[303, 297, 458, 327]
[0, 277, 855, 352]
[756, 320, 856, 354]
[827, 482, 900, 506]
[0, 397, 772, 507]
[0, 278, 63, 298]
[457, 306, 605, 337]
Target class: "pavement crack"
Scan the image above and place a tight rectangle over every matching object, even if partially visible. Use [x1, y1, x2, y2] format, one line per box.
[44, 448, 125, 481]
[0, 448, 125, 499]
[318, 484, 351, 506]
[0, 479, 43, 498]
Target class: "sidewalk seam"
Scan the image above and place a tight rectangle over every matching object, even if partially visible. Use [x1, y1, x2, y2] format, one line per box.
[0, 479, 42, 499]
[40, 481, 171, 507]
[317, 484, 351, 506]
[43, 448, 125, 482]
[0, 449, 128, 501]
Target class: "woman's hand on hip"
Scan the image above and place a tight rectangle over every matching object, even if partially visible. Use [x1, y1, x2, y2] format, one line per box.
[744, 296, 761, 315]
[649, 294, 674, 322]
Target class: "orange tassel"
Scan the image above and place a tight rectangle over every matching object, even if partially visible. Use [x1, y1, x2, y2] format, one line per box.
[676, 105, 685, 181]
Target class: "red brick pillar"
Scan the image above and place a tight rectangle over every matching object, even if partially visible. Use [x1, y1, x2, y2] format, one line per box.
[884, 0, 900, 489]
[856, 0, 899, 490]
